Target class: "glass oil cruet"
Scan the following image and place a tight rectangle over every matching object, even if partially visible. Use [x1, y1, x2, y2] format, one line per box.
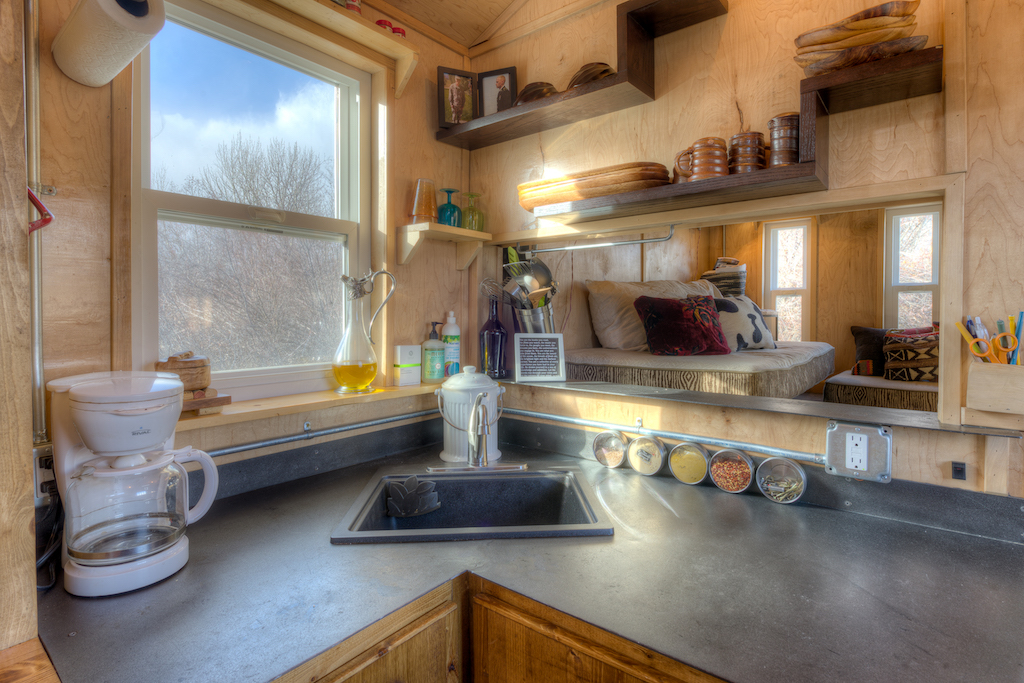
[333, 270, 396, 394]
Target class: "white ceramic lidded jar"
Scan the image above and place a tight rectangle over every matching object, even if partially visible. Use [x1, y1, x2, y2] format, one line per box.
[436, 366, 504, 463]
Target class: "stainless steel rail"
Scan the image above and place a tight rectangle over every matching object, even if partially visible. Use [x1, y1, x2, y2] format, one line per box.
[205, 410, 439, 458]
[514, 226, 676, 259]
[502, 408, 827, 465]
[26, 0, 46, 444]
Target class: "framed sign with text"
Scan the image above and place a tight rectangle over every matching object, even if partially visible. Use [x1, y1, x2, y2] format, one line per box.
[514, 333, 565, 382]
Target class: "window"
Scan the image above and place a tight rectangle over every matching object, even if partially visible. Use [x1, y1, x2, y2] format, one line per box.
[133, 0, 372, 400]
[883, 205, 941, 329]
[762, 218, 816, 342]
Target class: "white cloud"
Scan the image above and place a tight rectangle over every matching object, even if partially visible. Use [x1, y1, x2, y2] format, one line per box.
[151, 82, 336, 187]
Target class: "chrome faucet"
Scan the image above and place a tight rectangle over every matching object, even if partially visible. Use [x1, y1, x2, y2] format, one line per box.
[467, 392, 490, 467]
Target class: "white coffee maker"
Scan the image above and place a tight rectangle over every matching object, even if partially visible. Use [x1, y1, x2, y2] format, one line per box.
[47, 371, 219, 597]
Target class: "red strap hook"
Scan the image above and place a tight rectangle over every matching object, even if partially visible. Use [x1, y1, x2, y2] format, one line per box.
[28, 186, 53, 232]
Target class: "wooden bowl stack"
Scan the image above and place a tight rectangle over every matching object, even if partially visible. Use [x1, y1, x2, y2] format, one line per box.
[517, 162, 670, 211]
[728, 132, 766, 173]
[794, 0, 927, 78]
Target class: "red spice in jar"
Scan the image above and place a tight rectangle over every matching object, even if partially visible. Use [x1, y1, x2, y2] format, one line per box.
[392, 27, 406, 38]
[710, 458, 751, 492]
[376, 19, 393, 30]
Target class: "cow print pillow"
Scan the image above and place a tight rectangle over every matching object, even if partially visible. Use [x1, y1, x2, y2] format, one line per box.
[713, 296, 776, 351]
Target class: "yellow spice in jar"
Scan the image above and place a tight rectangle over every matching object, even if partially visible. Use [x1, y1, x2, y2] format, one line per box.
[670, 447, 707, 484]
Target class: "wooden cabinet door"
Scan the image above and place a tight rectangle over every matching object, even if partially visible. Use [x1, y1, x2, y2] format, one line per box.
[472, 591, 724, 683]
[322, 601, 460, 683]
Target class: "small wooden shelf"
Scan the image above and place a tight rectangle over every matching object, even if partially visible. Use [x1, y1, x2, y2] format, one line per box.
[398, 223, 492, 270]
[436, 0, 728, 150]
[801, 46, 944, 115]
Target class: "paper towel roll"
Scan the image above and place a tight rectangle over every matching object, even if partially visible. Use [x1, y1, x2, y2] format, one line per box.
[52, 0, 165, 88]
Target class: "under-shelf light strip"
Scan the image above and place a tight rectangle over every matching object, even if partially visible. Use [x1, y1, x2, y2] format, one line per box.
[502, 408, 826, 465]
[515, 226, 675, 259]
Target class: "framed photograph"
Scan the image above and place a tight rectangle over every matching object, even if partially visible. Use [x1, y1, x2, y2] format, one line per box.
[437, 66, 476, 128]
[478, 67, 517, 117]
[514, 333, 566, 382]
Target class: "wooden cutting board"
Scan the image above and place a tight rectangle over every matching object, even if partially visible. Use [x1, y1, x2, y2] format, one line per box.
[801, 35, 927, 77]
[517, 162, 666, 192]
[519, 177, 670, 211]
[519, 168, 668, 201]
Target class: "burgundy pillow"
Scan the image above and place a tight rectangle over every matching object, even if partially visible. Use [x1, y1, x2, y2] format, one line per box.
[633, 295, 731, 356]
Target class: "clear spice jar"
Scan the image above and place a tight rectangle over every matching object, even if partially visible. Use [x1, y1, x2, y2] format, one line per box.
[627, 436, 666, 476]
[708, 449, 754, 493]
[668, 442, 709, 485]
[593, 430, 628, 468]
[756, 457, 806, 504]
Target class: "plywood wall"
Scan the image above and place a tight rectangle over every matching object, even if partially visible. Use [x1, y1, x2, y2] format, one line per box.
[0, 0, 36, 651]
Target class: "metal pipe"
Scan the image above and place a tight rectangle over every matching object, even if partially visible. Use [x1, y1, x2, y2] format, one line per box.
[515, 226, 676, 259]
[205, 410, 439, 458]
[25, 0, 46, 444]
[502, 408, 826, 465]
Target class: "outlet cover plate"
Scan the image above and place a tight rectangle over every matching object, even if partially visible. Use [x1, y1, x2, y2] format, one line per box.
[824, 422, 892, 483]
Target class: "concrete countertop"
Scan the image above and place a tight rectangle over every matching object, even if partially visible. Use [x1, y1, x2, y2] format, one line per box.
[37, 445, 1024, 683]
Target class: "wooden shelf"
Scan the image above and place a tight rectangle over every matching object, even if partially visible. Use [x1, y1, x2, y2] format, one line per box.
[801, 46, 944, 115]
[436, 0, 728, 150]
[398, 223, 492, 270]
[533, 162, 827, 224]
[522, 46, 944, 226]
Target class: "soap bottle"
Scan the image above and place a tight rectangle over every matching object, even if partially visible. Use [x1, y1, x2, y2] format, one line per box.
[422, 322, 445, 384]
[442, 311, 460, 377]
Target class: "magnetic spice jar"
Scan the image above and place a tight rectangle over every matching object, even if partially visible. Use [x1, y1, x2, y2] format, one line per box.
[668, 442, 709, 485]
[708, 449, 754, 493]
[627, 436, 667, 476]
[593, 430, 628, 468]
[756, 457, 807, 504]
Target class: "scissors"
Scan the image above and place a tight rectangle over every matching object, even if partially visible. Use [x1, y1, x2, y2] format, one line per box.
[970, 332, 1018, 363]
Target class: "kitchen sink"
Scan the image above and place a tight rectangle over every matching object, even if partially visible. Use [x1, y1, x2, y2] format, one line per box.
[330, 467, 613, 544]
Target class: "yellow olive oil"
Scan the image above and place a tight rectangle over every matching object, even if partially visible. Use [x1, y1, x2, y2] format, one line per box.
[332, 361, 377, 393]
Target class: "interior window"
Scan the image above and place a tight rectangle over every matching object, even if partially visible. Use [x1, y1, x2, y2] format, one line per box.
[135, 0, 371, 400]
[883, 205, 941, 329]
[763, 218, 816, 342]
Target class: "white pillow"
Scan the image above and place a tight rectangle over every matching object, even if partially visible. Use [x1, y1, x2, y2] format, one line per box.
[714, 295, 776, 351]
[585, 279, 723, 351]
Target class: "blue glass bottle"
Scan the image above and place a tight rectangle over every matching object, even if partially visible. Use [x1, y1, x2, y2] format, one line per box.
[438, 188, 461, 227]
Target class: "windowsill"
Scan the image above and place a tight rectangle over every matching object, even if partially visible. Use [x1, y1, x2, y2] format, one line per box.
[175, 383, 438, 432]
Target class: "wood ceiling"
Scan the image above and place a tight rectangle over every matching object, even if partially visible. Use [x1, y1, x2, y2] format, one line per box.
[360, 0, 531, 48]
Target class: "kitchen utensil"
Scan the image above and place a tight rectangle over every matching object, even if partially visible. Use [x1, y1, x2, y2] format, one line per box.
[479, 278, 514, 306]
[527, 287, 553, 308]
[801, 35, 927, 77]
[504, 279, 532, 309]
[504, 263, 544, 295]
[566, 62, 616, 89]
[513, 302, 555, 333]
[333, 270, 396, 394]
[513, 82, 559, 106]
[47, 371, 219, 597]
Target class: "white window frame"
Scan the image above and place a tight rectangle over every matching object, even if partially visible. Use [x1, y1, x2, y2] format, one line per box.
[762, 217, 817, 342]
[883, 204, 941, 329]
[131, 0, 372, 400]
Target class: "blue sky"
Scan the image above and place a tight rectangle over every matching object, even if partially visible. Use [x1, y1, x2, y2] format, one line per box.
[149, 20, 336, 188]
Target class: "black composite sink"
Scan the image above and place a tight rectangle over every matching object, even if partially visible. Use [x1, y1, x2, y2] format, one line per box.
[331, 468, 613, 544]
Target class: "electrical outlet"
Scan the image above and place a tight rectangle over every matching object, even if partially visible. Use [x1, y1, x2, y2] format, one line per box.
[846, 433, 868, 472]
[824, 422, 893, 483]
[33, 444, 55, 507]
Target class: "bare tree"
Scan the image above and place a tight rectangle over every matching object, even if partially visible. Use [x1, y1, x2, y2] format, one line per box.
[156, 135, 346, 371]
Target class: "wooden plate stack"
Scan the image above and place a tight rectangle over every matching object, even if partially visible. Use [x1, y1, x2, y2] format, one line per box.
[794, 0, 927, 78]
[517, 162, 669, 211]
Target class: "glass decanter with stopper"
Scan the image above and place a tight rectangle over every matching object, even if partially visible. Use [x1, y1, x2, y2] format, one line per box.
[332, 270, 396, 393]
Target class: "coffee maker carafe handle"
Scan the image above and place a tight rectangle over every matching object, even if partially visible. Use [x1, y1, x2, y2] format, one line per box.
[173, 447, 220, 524]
